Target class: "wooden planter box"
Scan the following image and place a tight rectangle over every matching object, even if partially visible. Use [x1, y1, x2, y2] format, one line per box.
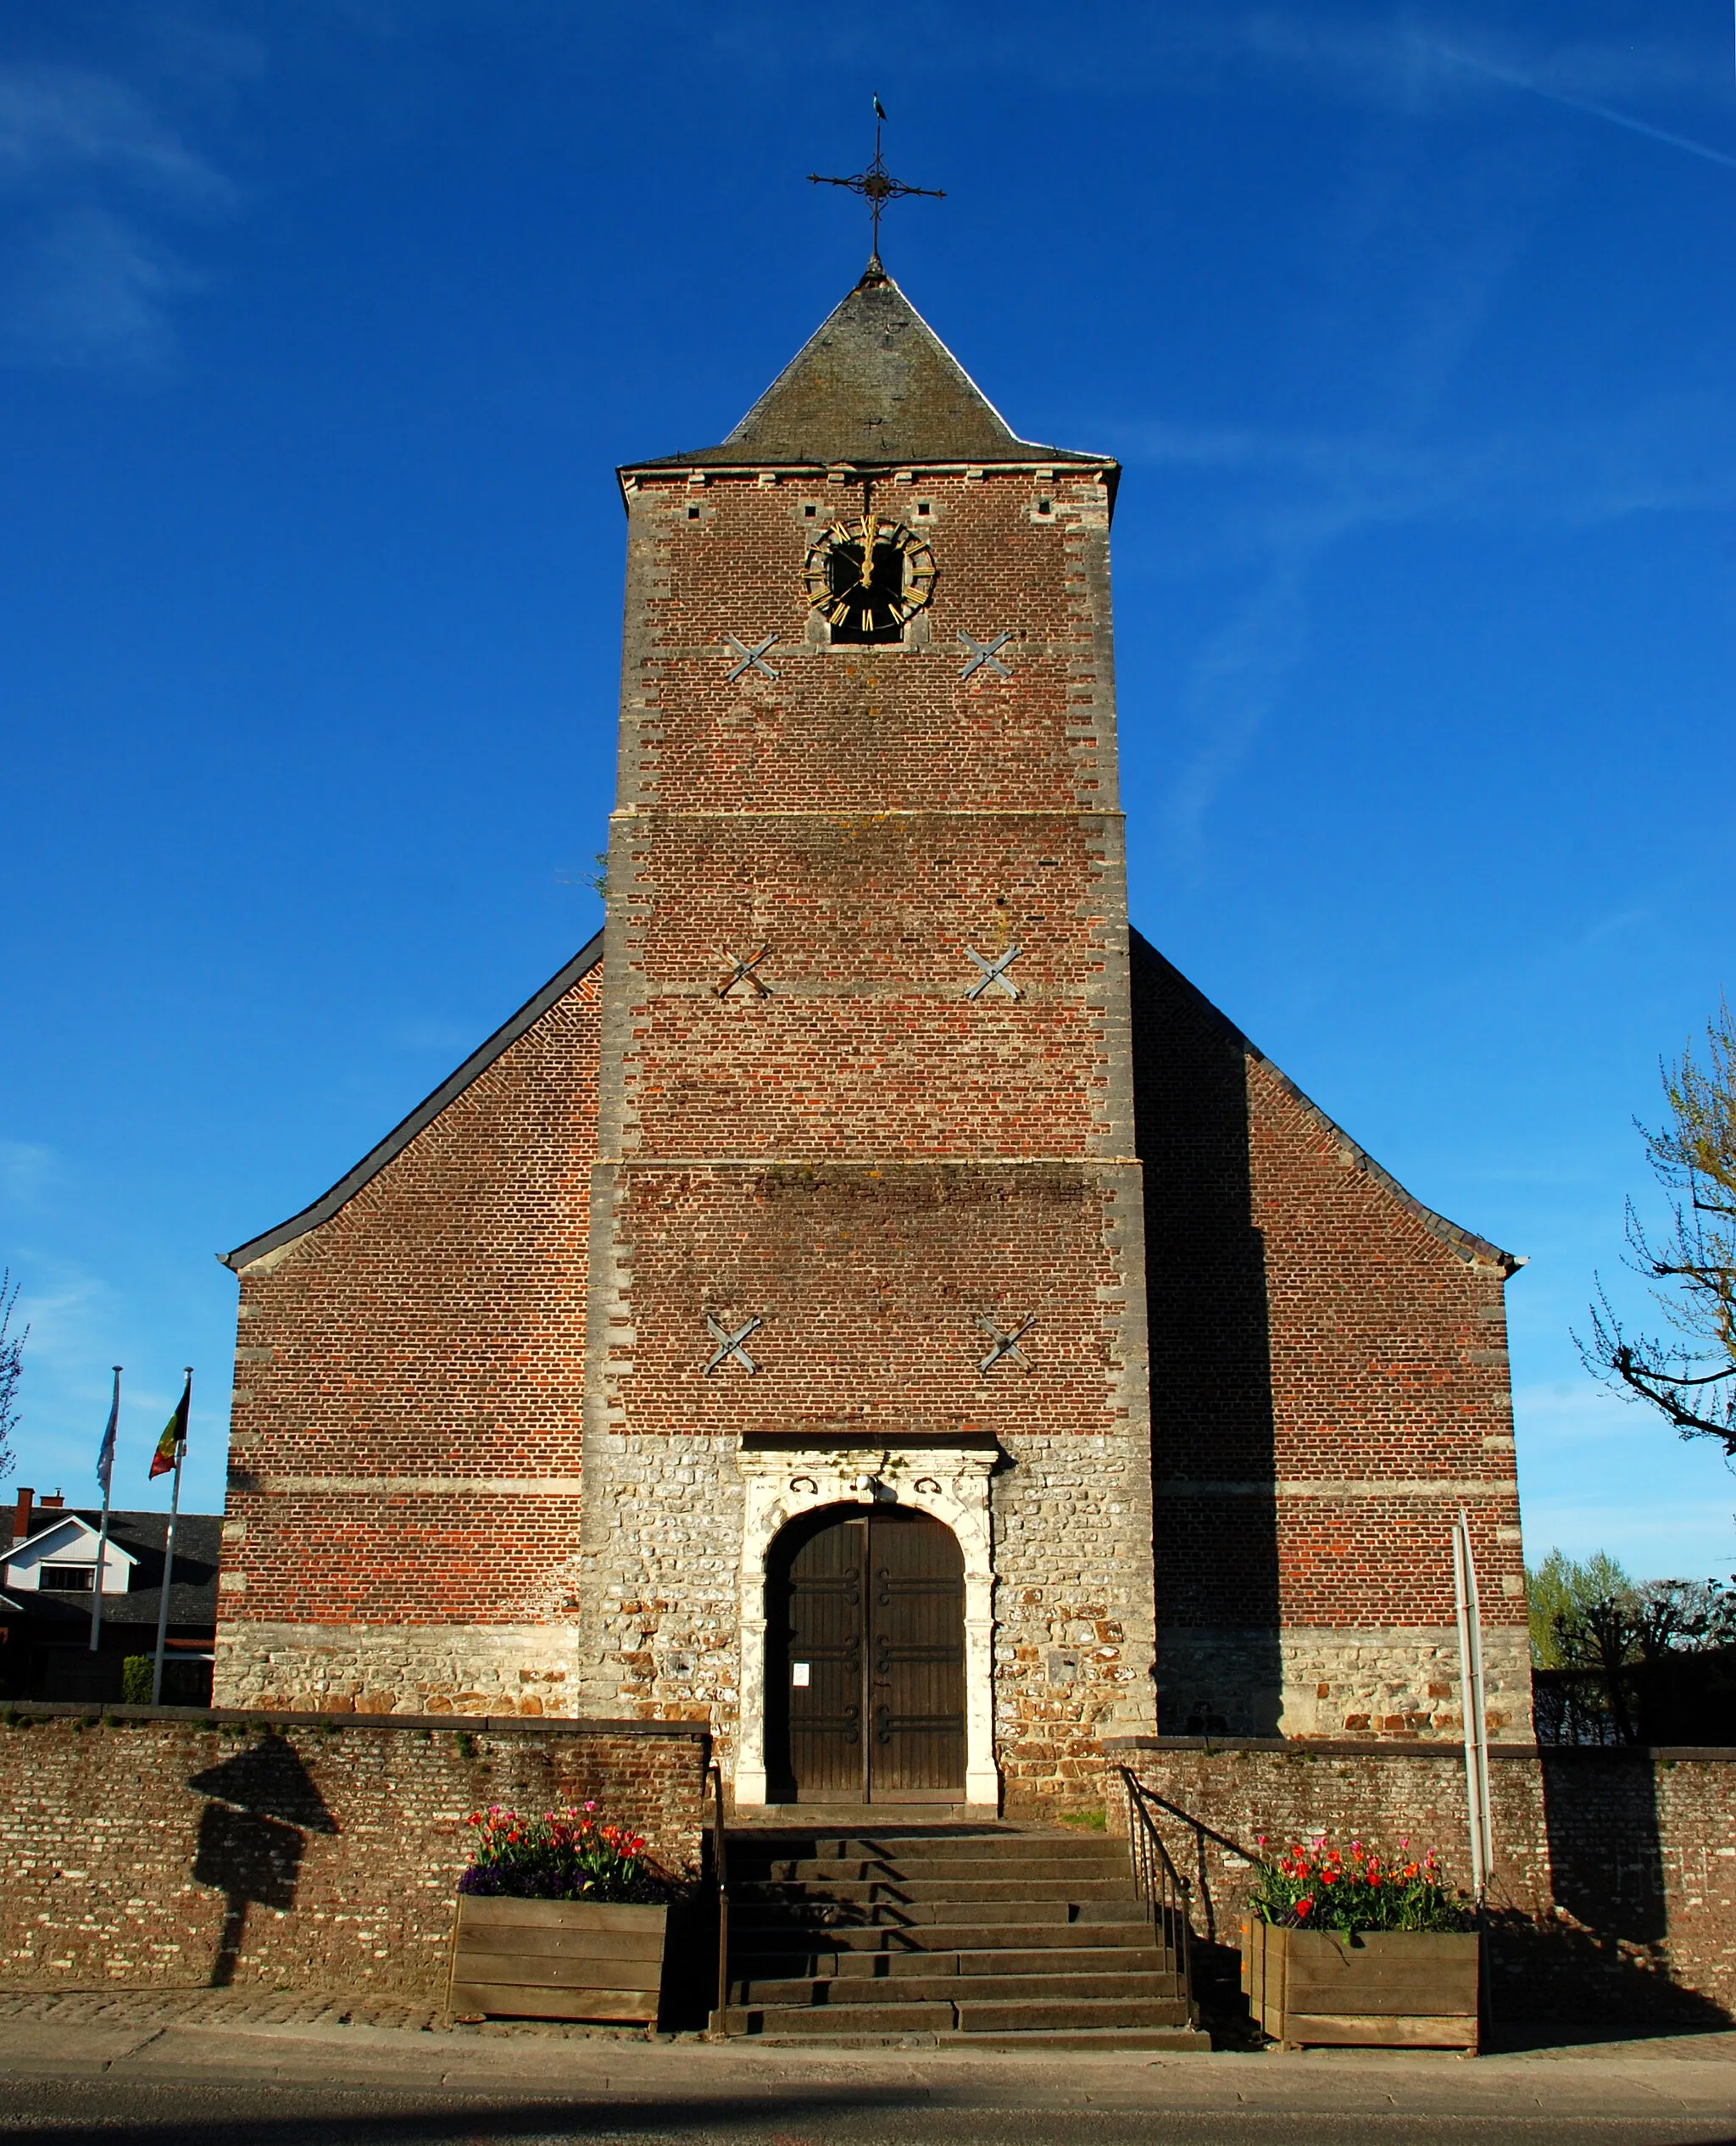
[1241, 1919, 1480, 2050]
[448, 1895, 669, 2024]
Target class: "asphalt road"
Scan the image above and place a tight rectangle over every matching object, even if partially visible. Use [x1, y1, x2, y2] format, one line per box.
[0, 1999, 1730, 2146]
[0, 2079, 1731, 2146]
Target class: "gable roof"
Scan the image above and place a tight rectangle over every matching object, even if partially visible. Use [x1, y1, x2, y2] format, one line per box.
[8, 1515, 136, 1567]
[2, 1509, 220, 1632]
[624, 268, 1113, 477]
[220, 931, 604, 1272]
[1129, 931, 1519, 1276]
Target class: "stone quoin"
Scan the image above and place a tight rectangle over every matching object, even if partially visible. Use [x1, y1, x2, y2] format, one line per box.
[214, 262, 1529, 1812]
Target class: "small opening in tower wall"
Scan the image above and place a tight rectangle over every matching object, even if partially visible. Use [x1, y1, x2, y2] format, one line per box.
[804, 504, 818, 518]
[687, 506, 701, 520]
[1037, 498, 1052, 515]
[916, 502, 931, 516]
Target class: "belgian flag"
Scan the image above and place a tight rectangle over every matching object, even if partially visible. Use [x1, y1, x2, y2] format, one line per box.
[148, 1372, 190, 1480]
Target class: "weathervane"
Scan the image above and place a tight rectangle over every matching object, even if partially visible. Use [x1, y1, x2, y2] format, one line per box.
[810, 95, 944, 276]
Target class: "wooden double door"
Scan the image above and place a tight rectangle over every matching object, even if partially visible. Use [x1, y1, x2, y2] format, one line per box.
[765, 1506, 965, 1804]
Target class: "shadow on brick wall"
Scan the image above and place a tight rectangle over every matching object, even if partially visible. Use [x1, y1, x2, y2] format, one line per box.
[1497, 1748, 1732, 2030]
[188, 1733, 337, 1988]
[1483, 1908, 1732, 2033]
[1132, 935, 1281, 1734]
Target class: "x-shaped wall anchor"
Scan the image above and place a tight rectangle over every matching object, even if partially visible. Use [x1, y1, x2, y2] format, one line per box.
[725, 633, 780, 682]
[965, 943, 1023, 1001]
[716, 946, 772, 998]
[957, 630, 1011, 681]
[705, 1314, 763, 1376]
[977, 1315, 1035, 1375]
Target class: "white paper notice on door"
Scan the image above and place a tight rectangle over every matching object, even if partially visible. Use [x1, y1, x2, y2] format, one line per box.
[792, 1662, 811, 1687]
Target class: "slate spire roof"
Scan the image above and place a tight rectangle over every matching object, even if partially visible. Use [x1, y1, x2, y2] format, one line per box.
[626, 266, 1109, 473]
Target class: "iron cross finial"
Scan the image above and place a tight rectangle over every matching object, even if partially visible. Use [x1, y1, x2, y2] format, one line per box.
[809, 96, 945, 279]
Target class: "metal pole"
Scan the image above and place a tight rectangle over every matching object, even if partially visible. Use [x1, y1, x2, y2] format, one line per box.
[150, 1372, 188, 1707]
[1461, 1508, 1494, 1883]
[1452, 1513, 1487, 1898]
[90, 1366, 119, 1654]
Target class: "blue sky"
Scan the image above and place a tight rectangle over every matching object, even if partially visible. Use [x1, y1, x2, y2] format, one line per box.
[3, 1, 1733, 1579]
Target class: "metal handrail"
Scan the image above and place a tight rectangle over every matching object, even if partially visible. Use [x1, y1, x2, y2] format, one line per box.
[1116, 1766, 1194, 2015]
[708, 1761, 731, 2031]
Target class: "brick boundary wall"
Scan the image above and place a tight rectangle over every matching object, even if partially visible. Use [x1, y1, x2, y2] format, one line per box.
[0, 1706, 709, 2004]
[1108, 1737, 1736, 2026]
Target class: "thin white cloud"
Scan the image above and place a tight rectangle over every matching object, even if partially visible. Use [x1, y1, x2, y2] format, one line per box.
[1115, 370, 1736, 859]
[0, 63, 232, 206]
[902, 8, 1725, 125]
[1, 204, 197, 370]
[0, 1142, 55, 1204]
[1121, 392, 1736, 546]
[0, 60, 236, 371]
[1438, 45, 1736, 171]
[7, 1265, 119, 1378]
[1241, 14, 1722, 117]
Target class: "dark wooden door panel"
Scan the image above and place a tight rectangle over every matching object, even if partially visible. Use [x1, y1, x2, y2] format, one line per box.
[781, 1512, 865, 1800]
[871, 1511, 965, 1796]
[769, 1504, 964, 1804]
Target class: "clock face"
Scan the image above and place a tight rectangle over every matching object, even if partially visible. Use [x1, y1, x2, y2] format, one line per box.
[804, 514, 937, 644]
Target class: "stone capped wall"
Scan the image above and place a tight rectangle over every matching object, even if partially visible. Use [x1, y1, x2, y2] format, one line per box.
[0, 1709, 708, 2002]
[1112, 1738, 1736, 2025]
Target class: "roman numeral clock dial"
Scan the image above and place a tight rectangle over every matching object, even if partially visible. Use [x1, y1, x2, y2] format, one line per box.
[804, 513, 936, 645]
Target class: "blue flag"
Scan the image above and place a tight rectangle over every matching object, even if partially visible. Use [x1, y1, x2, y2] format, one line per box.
[96, 1367, 119, 1501]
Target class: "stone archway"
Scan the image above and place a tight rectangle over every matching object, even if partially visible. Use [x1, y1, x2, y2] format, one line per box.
[733, 1443, 998, 1810]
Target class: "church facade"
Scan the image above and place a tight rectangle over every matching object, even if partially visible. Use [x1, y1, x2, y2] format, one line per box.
[216, 267, 1531, 1811]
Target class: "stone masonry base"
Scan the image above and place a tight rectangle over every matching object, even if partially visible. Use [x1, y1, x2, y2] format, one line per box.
[213, 1623, 583, 1716]
[1158, 1623, 1534, 1741]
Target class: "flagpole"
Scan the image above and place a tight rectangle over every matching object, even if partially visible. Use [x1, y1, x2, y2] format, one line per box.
[151, 1370, 190, 1707]
[90, 1366, 120, 1654]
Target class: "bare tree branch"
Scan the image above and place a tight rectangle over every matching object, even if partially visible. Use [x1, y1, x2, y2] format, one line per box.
[0, 1272, 24, 1483]
[1575, 1002, 1736, 1459]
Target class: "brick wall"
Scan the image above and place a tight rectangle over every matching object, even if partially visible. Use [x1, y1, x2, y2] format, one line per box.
[1112, 1738, 1736, 2025]
[0, 1708, 708, 2001]
[216, 968, 603, 1712]
[1132, 943, 1528, 1741]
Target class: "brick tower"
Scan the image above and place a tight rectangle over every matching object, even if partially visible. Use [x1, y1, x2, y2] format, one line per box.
[575, 264, 1158, 1807]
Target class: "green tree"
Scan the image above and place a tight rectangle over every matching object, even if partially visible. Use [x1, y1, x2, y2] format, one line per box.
[1526, 1548, 1633, 1668]
[1528, 1548, 1736, 1742]
[1579, 1002, 1736, 1453]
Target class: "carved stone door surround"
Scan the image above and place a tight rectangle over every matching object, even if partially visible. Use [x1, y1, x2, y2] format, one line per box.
[734, 1436, 999, 1810]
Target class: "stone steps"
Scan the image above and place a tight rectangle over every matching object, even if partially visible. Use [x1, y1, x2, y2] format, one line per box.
[716, 1995, 1196, 2038]
[713, 1823, 1204, 2048]
[734, 1876, 1133, 1905]
[738, 1854, 1123, 1883]
[733, 1968, 1187, 2006]
[734, 1943, 1173, 1980]
[732, 1836, 1127, 1865]
[729, 1899, 1149, 1932]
